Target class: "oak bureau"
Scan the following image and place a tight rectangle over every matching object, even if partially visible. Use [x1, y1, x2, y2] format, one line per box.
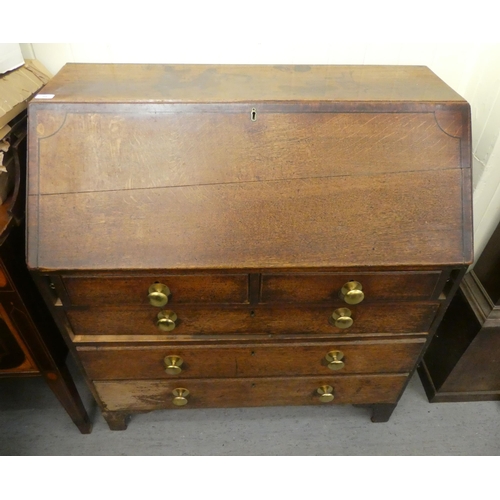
[27, 64, 472, 430]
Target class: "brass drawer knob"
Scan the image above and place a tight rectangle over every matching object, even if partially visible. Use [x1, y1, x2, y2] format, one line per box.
[325, 350, 345, 370]
[329, 308, 353, 329]
[172, 388, 190, 406]
[340, 281, 364, 305]
[148, 283, 171, 307]
[157, 310, 178, 331]
[317, 385, 334, 403]
[164, 355, 184, 375]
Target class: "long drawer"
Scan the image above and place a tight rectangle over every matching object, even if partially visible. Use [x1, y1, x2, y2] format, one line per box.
[78, 339, 426, 380]
[95, 374, 408, 411]
[67, 303, 438, 337]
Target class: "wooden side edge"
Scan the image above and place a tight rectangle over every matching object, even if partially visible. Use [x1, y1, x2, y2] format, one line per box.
[461, 272, 493, 324]
[416, 361, 438, 402]
[26, 105, 39, 270]
[460, 103, 474, 265]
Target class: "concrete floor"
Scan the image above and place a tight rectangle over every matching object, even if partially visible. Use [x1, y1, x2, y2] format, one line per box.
[0, 367, 498, 455]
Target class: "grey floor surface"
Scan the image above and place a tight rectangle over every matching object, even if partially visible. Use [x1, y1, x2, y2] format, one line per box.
[0, 366, 499, 455]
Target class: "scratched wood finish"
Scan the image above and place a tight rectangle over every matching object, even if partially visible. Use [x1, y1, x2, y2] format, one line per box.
[32, 109, 461, 196]
[63, 274, 249, 306]
[66, 303, 438, 337]
[28, 169, 467, 270]
[77, 339, 425, 380]
[95, 374, 408, 411]
[37, 64, 466, 103]
[261, 271, 442, 303]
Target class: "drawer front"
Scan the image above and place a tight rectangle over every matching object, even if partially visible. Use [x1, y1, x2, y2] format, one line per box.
[95, 374, 408, 411]
[261, 272, 442, 303]
[62, 274, 249, 306]
[67, 303, 438, 337]
[78, 339, 426, 380]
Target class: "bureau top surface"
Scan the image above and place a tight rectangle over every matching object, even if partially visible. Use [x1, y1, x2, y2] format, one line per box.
[36, 64, 465, 104]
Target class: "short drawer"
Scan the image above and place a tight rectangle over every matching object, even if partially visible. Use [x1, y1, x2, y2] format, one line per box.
[62, 274, 249, 306]
[67, 303, 438, 338]
[261, 271, 442, 303]
[94, 374, 408, 411]
[78, 339, 425, 380]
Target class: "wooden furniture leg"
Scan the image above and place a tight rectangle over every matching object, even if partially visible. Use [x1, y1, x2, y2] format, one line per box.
[371, 403, 397, 423]
[42, 363, 92, 434]
[102, 411, 130, 431]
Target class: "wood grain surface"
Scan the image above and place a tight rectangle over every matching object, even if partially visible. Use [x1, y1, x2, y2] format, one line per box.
[59, 270, 442, 307]
[32, 109, 461, 196]
[94, 374, 408, 411]
[36, 64, 466, 103]
[28, 169, 467, 270]
[77, 339, 425, 380]
[63, 274, 249, 306]
[66, 302, 438, 337]
[260, 271, 442, 303]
